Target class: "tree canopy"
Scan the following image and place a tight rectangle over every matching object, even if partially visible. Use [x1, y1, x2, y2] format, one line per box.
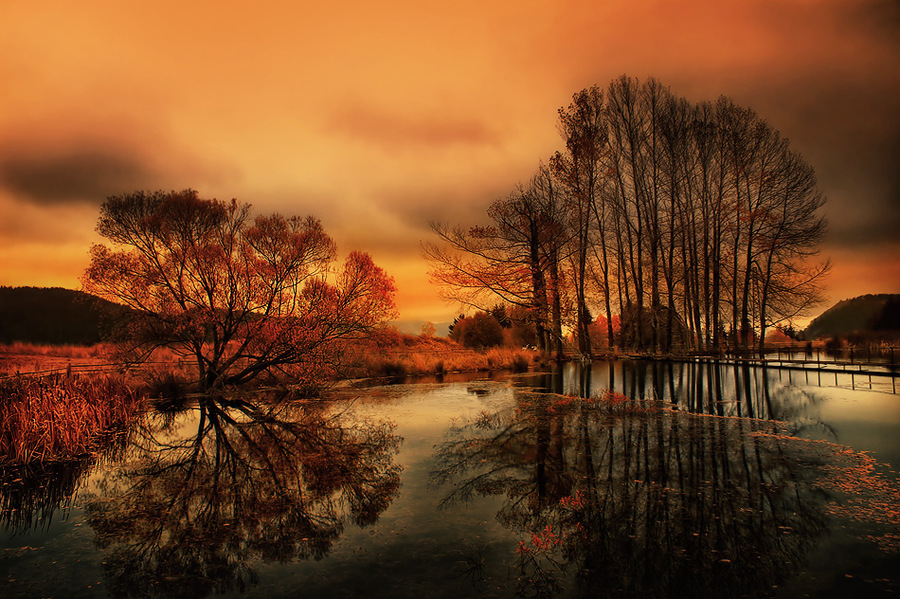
[82, 189, 397, 390]
[426, 76, 829, 355]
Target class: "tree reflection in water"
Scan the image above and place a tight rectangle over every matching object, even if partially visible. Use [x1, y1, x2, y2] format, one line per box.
[432, 391, 834, 598]
[1, 456, 97, 534]
[531, 360, 837, 439]
[85, 394, 402, 598]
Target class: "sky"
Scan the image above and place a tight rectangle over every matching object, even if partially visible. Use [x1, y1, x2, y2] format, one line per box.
[1, 0, 898, 326]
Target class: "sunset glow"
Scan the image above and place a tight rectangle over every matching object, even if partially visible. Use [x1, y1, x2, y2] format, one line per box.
[2, 0, 898, 323]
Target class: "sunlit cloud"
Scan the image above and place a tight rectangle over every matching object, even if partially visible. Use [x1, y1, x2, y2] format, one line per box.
[0, 0, 897, 317]
[327, 104, 502, 149]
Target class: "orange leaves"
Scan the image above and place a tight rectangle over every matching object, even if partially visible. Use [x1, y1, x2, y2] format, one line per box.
[83, 191, 397, 389]
[600, 389, 629, 406]
[517, 525, 563, 555]
[337, 251, 398, 326]
[559, 489, 586, 509]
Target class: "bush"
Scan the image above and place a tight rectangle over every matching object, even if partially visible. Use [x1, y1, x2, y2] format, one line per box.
[449, 312, 505, 350]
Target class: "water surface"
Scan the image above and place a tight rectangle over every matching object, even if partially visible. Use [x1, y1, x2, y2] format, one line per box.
[1, 360, 898, 597]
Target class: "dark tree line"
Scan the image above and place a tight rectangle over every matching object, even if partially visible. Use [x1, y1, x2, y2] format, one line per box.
[425, 76, 829, 356]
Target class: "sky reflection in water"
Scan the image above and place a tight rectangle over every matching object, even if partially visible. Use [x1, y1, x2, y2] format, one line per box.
[1, 361, 899, 597]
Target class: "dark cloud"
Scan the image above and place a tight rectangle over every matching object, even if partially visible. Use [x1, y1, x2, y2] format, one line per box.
[853, 0, 900, 41]
[0, 147, 158, 206]
[826, 211, 900, 249]
[374, 176, 526, 233]
[752, 76, 900, 250]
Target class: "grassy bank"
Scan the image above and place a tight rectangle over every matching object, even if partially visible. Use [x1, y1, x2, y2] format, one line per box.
[0, 342, 114, 377]
[344, 330, 543, 381]
[0, 373, 145, 464]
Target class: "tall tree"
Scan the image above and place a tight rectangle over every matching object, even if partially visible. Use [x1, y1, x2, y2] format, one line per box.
[554, 85, 607, 357]
[425, 166, 570, 356]
[428, 76, 828, 356]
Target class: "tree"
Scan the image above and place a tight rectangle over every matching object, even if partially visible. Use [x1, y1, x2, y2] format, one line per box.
[448, 311, 505, 349]
[553, 85, 607, 357]
[427, 76, 828, 356]
[424, 166, 570, 356]
[82, 190, 397, 391]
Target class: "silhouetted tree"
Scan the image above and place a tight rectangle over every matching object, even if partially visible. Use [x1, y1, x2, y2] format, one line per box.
[449, 311, 504, 349]
[82, 190, 397, 390]
[428, 76, 828, 355]
[553, 85, 607, 357]
[424, 165, 570, 356]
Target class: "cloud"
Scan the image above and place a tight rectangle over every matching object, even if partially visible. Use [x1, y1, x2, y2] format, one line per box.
[374, 179, 518, 233]
[327, 104, 502, 149]
[0, 147, 157, 206]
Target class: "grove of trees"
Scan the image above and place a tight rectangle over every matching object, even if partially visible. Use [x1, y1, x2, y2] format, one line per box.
[425, 76, 829, 356]
[82, 189, 397, 391]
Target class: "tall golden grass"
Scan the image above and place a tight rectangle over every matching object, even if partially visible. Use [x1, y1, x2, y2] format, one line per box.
[347, 334, 541, 380]
[0, 342, 114, 358]
[0, 373, 145, 464]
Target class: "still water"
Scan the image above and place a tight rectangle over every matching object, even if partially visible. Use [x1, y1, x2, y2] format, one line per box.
[2, 360, 898, 598]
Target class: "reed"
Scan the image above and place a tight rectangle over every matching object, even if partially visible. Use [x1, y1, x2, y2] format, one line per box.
[0, 373, 145, 464]
[353, 342, 539, 379]
[0, 342, 114, 359]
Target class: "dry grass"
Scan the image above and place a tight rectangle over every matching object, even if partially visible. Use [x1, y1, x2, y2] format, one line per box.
[344, 330, 541, 380]
[0, 342, 115, 376]
[0, 373, 146, 464]
[0, 342, 114, 358]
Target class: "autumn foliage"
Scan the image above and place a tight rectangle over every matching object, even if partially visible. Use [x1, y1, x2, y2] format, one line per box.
[81, 190, 397, 390]
[449, 312, 505, 349]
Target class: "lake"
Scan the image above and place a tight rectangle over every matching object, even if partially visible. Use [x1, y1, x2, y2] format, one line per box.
[2, 359, 898, 597]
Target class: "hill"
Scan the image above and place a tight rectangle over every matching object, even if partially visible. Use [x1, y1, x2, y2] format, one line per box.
[803, 294, 900, 340]
[0, 286, 123, 345]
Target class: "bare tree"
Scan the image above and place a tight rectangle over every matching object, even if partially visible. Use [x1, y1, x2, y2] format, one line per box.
[427, 76, 829, 356]
[553, 85, 607, 357]
[424, 165, 571, 356]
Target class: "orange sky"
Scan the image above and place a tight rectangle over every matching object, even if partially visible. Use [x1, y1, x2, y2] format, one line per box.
[1, 0, 898, 325]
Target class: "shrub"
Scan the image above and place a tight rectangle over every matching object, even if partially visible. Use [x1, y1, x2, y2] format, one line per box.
[450, 312, 505, 349]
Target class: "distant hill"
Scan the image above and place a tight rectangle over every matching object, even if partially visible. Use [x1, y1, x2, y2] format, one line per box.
[0, 286, 123, 345]
[803, 294, 900, 340]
